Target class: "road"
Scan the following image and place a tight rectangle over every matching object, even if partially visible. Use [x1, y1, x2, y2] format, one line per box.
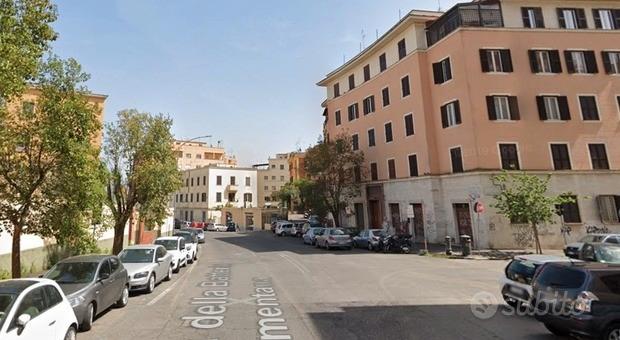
[82, 231, 564, 340]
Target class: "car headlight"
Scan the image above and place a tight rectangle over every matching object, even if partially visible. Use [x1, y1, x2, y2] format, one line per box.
[134, 271, 149, 279]
[69, 296, 85, 308]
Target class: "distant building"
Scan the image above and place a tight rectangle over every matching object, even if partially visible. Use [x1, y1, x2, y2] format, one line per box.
[255, 154, 291, 208]
[172, 140, 237, 170]
[288, 152, 306, 182]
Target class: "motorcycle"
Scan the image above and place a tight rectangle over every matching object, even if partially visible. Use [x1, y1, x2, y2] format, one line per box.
[378, 234, 413, 254]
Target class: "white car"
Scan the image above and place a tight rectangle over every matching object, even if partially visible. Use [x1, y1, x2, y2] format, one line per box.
[206, 223, 217, 232]
[174, 231, 198, 264]
[214, 223, 227, 232]
[0, 278, 78, 340]
[275, 222, 293, 237]
[154, 236, 188, 272]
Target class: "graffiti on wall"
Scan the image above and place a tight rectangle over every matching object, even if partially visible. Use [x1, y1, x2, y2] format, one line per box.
[585, 225, 610, 234]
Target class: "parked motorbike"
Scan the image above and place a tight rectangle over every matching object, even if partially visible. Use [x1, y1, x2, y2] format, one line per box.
[378, 234, 413, 254]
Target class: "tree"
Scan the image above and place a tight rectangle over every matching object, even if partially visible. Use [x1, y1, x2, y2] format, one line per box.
[304, 135, 364, 227]
[491, 171, 574, 254]
[103, 110, 181, 254]
[273, 182, 297, 209]
[0, 57, 104, 277]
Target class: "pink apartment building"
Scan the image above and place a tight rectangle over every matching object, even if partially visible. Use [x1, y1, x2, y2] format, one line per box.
[318, 0, 620, 249]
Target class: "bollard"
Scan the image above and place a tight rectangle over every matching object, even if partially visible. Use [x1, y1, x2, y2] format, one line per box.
[445, 236, 453, 255]
[461, 235, 472, 257]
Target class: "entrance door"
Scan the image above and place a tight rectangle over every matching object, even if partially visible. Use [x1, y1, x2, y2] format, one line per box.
[354, 203, 365, 228]
[453, 203, 473, 241]
[411, 204, 424, 242]
[369, 200, 381, 227]
[389, 203, 401, 233]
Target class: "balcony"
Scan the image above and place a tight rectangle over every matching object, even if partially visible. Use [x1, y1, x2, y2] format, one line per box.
[426, 1, 503, 47]
[226, 184, 238, 192]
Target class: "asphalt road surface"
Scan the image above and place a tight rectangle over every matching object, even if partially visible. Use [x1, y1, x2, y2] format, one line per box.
[81, 231, 566, 340]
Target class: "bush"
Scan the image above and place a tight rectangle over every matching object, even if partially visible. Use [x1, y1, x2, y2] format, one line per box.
[0, 269, 10, 280]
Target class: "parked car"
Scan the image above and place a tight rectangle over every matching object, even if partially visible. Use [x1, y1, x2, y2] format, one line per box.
[579, 242, 620, 264]
[118, 245, 173, 293]
[342, 227, 361, 238]
[183, 227, 205, 243]
[44, 255, 128, 331]
[0, 279, 78, 340]
[211, 223, 227, 232]
[275, 222, 293, 237]
[533, 261, 620, 338]
[173, 230, 199, 263]
[154, 236, 188, 272]
[226, 223, 236, 232]
[500, 255, 577, 308]
[565, 234, 620, 258]
[353, 229, 386, 250]
[315, 228, 353, 250]
[303, 227, 324, 245]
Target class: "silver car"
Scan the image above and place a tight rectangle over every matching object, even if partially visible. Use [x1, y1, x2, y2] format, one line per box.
[564, 234, 620, 258]
[315, 228, 353, 250]
[303, 227, 324, 245]
[119, 245, 173, 293]
[353, 229, 386, 250]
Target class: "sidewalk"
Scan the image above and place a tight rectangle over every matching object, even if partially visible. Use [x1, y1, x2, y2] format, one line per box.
[415, 242, 565, 260]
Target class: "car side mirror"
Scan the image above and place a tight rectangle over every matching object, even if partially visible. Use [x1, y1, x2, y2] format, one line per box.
[17, 313, 31, 330]
[98, 272, 110, 281]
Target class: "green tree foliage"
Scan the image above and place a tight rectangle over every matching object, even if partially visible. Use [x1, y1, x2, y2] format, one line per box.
[103, 110, 181, 254]
[491, 172, 574, 254]
[0, 57, 104, 277]
[304, 135, 364, 227]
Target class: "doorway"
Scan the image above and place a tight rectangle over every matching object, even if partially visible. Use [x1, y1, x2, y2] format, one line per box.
[411, 203, 424, 242]
[389, 203, 401, 233]
[354, 203, 365, 228]
[369, 200, 381, 227]
[453, 203, 473, 242]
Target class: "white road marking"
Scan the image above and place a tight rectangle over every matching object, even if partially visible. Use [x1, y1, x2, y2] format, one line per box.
[146, 260, 195, 306]
[279, 253, 309, 274]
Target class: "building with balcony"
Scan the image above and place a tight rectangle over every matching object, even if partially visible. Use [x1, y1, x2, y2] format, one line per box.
[255, 153, 291, 208]
[172, 140, 237, 170]
[288, 151, 307, 182]
[318, 0, 620, 249]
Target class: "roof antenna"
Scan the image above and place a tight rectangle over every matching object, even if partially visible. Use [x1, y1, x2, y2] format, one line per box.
[361, 29, 366, 50]
[376, 29, 379, 40]
[438, 0, 442, 11]
[399, 9, 402, 20]
[343, 54, 346, 64]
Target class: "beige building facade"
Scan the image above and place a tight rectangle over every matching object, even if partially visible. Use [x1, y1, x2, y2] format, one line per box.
[319, 0, 620, 249]
[255, 153, 291, 208]
[173, 140, 237, 170]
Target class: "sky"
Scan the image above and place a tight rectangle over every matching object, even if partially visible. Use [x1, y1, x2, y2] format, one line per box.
[52, 0, 459, 166]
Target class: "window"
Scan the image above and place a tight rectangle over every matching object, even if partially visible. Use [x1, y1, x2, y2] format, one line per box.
[230, 176, 236, 185]
[348, 74, 355, 90]
[450, 147, 464, 173]
[486, 96, 520, 121]
[379, 53, 387, 71]
[363, 64, 371, 82]
[401, 76, 410, 97]
[387, 159, 396, 179]
[228, 192, 236, 202]
[597, 195, 620, 224]
[368, 129, 376, 147]
[271, 164, 275, 169]
[352, 134, 359, 151]
[335, 110, 341, 126]
[185, 153, 191, 159]
[602, 51, 620, 74]
[190, 193, 193, 202]
[441, 100, 462, 128]
[480, 49, 513, 73]
[593, 9, 619, 29]
[216, 176, 222, 185]
[264, 185, 268, 190]
[529, 50, 562, 73]
[196, 154, 202, 159]
[499, 144, 520, 170]
[370, 162, 378, 180]
[203, 176, 206, 185]
[432, 57, 452, 84]
[558, 8, 587, 29]
[521, 7, 544, 28]
[550, 144, 572, 170]
[384, 122, 393, 143]
[589, 144, 610, 169]
[280, 164, 284, 170]
[397, 39, 406, 59]
[244, 193, 252, 202]
[272, 186, 276, 190]
[382, 87, 390, 107]
[363, 95, 375, 115]
[245, 176, 251, 186]
[348, 103, 359, 121]
[272, 176, 276, 180]
[21, 101, 35, 117]
[537, 96, 570, 121]
[11, 287, 49, 328]
[201, 193, 207, 202]
[557, 196, 581, 223]
[264, 175, 268, 180]
[44, 285, 64, 308]
[280, 176, 284, 181]
[408, 154, 419, 177]
[99, 260, 111, 279]
[565, 50, 597, 74]
[265, 196, 271, 202]
[191, 178, 194, 186]
[404, 114, 414, 136]
[333, 83, 340, 97]
[579, 96, 600, 120]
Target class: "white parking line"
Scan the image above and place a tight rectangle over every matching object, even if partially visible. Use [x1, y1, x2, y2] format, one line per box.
[279, 253, 309, 274]
[146, 260, 195, 306]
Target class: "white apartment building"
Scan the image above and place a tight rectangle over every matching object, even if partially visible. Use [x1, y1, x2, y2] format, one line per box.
[255, 153, 290, 208]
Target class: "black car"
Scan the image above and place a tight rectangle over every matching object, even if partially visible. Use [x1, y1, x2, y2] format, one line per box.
[533, 261, 620, 338]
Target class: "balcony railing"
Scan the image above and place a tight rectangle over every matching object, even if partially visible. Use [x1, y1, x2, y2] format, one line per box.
[426, 1, 503, 46]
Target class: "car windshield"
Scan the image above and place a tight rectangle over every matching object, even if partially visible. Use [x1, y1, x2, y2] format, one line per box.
[45, 261, 99, 284]
[175, 233, 193, 243]
[119, 249, 155, 263]
[536, 265, 586, 289]
[330, 229, 346, 235]
[0, 293, 16, 329]
[155, 239, 178, 251]
[505, 259, 538, 284]
[580, 235, 605, 243]
[370, 230, 385, 237]
[595, 246, 620, 264]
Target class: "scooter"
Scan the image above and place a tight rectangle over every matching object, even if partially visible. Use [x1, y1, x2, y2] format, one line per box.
[379, 234, 413, 254]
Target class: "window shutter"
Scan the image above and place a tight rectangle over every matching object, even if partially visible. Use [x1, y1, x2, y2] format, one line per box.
[584, 51, 598, 73]
[558, 96, 571, 120]
[479, 49, 490, 72]
[614, 10, 620, 29]
[564, 51, 575, 73]
[536, 96, 547, 120]
[486, 96, 497, 120]
[528, 50, 540, 73]
[593, 9, 602, 28]
[577, 9, 588, 28]
[557, 8, 566, 28]
[521, 7, 531, 27]
[433, 62, 443, 84]
[597, 195, 619, 224]
[550, 50, 563, 73]
[535, 8, 545, 28]
[509, 96, 520, 120]
[602, 52, 613, 73]
[441, 105, 448, 128]
[454, 101, 462, 124]
[445, 59, 452, 80]
[500, 50, 513, 72]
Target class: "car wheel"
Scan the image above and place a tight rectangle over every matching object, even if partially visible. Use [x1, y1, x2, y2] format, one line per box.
[502, 295, 518, 308]
[165, 265, 173, 281]
[116, 286, 129, 308]
[64, 326, 77, 340]
[368, 242, 373, 251]
[80, 303, 94, 331]
[543, 323, 569, 336]
[146, 274, 155, 293]
[193, 251, 198, 261]
[173, 260, 180, 273]
[325, 243, 330, 250]
[604, 323, 620, 340]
